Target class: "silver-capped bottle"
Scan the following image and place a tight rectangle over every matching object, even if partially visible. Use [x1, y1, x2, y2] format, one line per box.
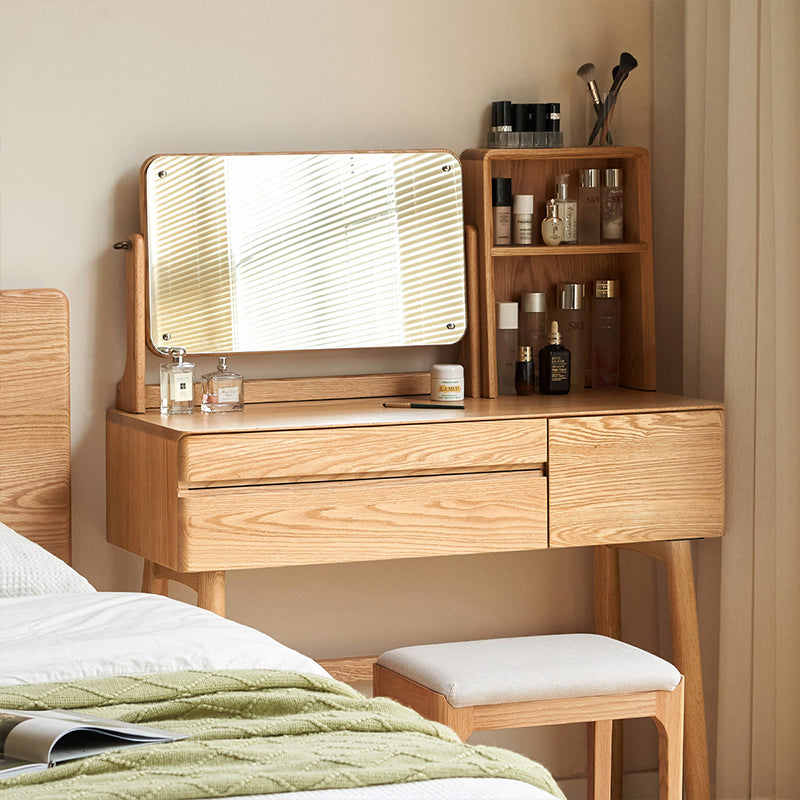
[201, 356, 244, 413]
[160, 347, 195, 415]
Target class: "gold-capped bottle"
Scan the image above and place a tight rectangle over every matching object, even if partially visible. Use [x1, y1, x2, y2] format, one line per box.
[538, 321, 571, 395]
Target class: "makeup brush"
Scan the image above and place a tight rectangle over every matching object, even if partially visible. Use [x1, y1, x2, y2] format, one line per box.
[587, 52, 638, 146]
[577, 63, 611, 144]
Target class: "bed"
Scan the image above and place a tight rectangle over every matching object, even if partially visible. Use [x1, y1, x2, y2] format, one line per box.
[0, 288, 564, 800]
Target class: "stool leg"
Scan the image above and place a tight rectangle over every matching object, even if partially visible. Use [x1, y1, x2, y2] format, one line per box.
[654, 679, 684, 800]
[594, 546, 623, 800]
[589, 719, 613, 800]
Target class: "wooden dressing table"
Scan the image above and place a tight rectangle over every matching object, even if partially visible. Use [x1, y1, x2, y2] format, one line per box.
[107, 149, 724, 799]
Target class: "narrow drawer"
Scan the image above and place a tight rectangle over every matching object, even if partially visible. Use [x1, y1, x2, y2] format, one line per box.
[548, 409, 725, 547]
[178, 419, 547, 485]
[176, 471, 547, 570]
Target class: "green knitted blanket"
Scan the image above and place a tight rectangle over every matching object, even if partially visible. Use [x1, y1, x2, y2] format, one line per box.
[0, 669, 565, 799]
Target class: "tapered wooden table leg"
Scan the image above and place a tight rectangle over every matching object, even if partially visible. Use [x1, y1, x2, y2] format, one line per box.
[142, 559, 169, 595]
[662, 540, 710, 800]
[594, 546, 623, 800]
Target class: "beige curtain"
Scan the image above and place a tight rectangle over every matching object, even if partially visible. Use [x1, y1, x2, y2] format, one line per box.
[683, 1, 800, 798]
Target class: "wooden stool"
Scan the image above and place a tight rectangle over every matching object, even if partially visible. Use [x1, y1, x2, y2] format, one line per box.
[373, 634, 684, 800]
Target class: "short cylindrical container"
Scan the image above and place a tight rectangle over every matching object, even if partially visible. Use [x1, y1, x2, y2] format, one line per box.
[591, 280, 622, 388]
[160, 347, 195, 415]
[430, 363, 465, 401]
[492, 178, 512, 246]
[515, 346, 535, 395]
[495, 301, 518, 396]
[578, 168, 602, 244]
[602, 168, 624, 241]
[512, 194, 534, 245]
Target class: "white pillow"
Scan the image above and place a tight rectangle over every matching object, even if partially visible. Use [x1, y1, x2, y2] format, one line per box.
[0, 520, 95, 597]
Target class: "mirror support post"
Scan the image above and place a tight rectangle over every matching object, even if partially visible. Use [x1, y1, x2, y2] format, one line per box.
[116, 233, 147, 413]
[461, 224, 481, 398]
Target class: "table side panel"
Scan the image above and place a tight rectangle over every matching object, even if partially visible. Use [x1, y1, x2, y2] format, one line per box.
[106, 418, 180, 568]
[178, 419, 547, 485]
[177, 471, 547, 570]
[548, 409, 725, 547]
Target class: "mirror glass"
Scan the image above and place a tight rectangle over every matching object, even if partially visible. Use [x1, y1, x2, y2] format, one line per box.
[143, 151, 466, 354]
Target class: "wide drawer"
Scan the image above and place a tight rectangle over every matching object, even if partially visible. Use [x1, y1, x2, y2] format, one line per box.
[178, 419, 547, 485]
[176, 470, 547, 570]
[548, 409, 725, 547]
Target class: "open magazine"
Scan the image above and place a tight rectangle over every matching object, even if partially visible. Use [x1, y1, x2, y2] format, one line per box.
[0, 708, 187, 778]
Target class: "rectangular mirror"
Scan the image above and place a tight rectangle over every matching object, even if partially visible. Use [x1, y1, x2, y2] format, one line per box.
[142, 151, 466, 355]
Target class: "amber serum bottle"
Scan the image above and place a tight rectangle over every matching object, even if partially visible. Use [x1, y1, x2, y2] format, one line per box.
[515, 346, 535, 395]
[538, 321, 571, 395]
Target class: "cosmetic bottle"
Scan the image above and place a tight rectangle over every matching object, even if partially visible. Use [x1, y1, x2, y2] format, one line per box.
[515, 346, 535, 395]
[518, 292, 548, 378]
[430, 363, 464, 402]
[512, 194, 534, 245]
[201, 356, 244, 412]
[532, 103, 548, 148]
[538, 321, 571, 395]
[489, 101, 513, 147]
[492, 178, 512, 246]
[556, 283, 587, 390]
[577, 168, 602, 244]
[602, 168, 624, 241]
[495, 301, 519, 395]
[160, 347, 195, 415]
[541, 200, 564, 246]
[591, 279, 622, 388]
[554, 174, 577, 243]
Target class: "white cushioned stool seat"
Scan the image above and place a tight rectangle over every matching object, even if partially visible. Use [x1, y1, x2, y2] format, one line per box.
[373, 633, 685, 800]
[376, 633, 681, 707]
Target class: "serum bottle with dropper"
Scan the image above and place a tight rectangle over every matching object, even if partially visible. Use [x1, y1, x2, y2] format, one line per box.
[538, 321, 571, 395]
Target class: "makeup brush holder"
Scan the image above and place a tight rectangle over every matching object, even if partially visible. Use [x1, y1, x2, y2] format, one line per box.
[587, 92, 621, 146]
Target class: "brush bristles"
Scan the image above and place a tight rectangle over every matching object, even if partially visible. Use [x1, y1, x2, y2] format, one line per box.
[577, 62, 596, 82]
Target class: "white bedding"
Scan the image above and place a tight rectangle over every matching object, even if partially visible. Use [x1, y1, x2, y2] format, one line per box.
[1, 592, 555, 800]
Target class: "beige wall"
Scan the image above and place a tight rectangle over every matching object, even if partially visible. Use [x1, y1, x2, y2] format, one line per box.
[1, 0, 692, 787]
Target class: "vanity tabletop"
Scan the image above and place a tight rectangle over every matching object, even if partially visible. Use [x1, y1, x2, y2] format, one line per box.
[107, 389, 724, 439]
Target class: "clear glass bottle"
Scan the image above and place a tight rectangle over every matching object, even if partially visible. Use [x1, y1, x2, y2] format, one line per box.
[541, 200, 564, 246]
[554, 174, 577, 243]
[556, 283, 587, 390]
[538, 321, 571, 395]
[515, 346, 535, 395]
[591, 279, 622, 388]
[577, 168, 601, 244]
[160, 347, 195, 415]
[602, 168, 624, 241]
[518, 292, 548, 383]
[495, 301, 518, 395]
[201, 356, 244, 412]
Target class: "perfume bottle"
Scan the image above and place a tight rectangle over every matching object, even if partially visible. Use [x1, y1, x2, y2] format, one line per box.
[495, 301, 518, 396]
[591, 279, 622, 388]
[201, 356, 244, 412]
[541, 200, 564, 246]
[519, 292, 548, 382]
[515, 346, 535, 395]
[538, 321, 571, 395]
[556, 283, 587, 390]
[602, 168, 624, 241]
[160, 347, 195, 415]
[554, 174, 577, 243]
[577, 168, 602, 244]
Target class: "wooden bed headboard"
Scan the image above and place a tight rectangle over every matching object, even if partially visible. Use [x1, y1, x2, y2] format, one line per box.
[0, 289, 71, 563]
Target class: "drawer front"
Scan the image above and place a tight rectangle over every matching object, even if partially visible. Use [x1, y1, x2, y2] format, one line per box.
[177, 471, 547, 570]
[178, 419, 547, 485]
[548, 409, 725, 547]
